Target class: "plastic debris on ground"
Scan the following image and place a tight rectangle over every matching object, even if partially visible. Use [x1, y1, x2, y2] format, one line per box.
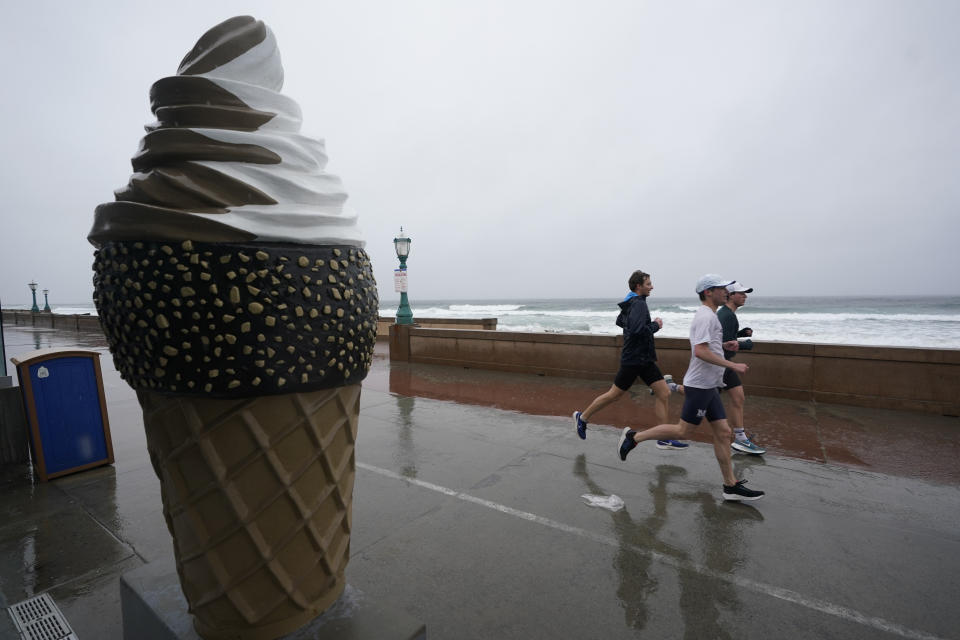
[581, 493, 625, 511]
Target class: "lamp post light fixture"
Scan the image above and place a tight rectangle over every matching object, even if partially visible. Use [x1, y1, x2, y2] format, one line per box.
[393, 227, 414, 325]
[28, 281, 39, 312]
[42, 289, 51, 313]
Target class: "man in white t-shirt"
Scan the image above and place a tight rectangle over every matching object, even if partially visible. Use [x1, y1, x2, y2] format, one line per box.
[617, 274, 765, 501]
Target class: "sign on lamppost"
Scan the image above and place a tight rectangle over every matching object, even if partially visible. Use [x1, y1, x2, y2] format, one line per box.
[393, 269, 408, 293]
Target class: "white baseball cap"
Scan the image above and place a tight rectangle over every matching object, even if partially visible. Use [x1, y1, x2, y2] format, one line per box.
[695, 274, 734, 294]
[727, 281, 754, 293]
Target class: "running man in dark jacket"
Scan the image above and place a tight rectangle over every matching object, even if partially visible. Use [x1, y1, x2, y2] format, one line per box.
[573, 270, 682, 448]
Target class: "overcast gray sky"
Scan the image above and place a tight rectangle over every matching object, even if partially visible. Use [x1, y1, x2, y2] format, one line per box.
[1, 0, 958, 306]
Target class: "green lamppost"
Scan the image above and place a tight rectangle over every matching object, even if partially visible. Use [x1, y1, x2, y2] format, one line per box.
[42, 289, 51, 312]
[393, 227, 414, 325]
[0, 295, 8, 381]
[29, 281, 39, 312]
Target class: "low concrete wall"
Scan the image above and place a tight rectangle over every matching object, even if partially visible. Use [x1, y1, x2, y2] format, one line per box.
[375, 316, 496, 339]
[3, 309, 102, 331]
[390, 326, 960, 416]
[2, 310, 497, 339]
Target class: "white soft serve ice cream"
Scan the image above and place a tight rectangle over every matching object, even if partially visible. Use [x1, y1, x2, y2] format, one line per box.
[89, 15, 361, 246]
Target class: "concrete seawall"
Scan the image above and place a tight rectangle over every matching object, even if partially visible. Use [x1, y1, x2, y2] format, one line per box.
[2, 310, 498, 339]
[376, 316, 497, 338]
[389, 325, 960, 416]
[3, 309, 103, 332]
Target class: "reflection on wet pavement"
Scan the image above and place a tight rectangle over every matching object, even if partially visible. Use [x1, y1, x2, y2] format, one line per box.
[574, 454, 683, 632]
[573, 454, 764, 637]
[395, 395, 418, 479]
[3, 326, 112, 356]
[0, 484, 135, 603]
[370, 344, 960, 484]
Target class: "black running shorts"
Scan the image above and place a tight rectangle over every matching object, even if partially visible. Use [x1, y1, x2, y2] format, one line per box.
[613, 361, 664, 391]
[680, 387, 726, 425]
[722, 366, 742, 390]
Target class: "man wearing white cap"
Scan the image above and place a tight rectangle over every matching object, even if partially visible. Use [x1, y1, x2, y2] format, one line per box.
[720, 281, 766, 455]
[617, 274, 765, 501]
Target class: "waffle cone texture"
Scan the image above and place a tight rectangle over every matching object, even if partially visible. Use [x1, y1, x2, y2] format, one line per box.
[138, 385, 360, 640]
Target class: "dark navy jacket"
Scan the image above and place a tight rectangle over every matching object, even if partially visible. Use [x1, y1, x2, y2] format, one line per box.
[616, 292, 660, 365]
[718, 304, 754, 359]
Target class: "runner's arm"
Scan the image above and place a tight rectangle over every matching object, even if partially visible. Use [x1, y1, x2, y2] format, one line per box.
[717, 307, 738, 342]
[627, 300, 659, 336]
[694, 343, 748, 373]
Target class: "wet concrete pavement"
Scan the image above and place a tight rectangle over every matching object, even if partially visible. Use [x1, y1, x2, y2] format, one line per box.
[1, 323, 959, 639]
[370, 352, 960, 485]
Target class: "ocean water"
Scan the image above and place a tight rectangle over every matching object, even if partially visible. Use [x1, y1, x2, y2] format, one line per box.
[401, 296, 960, 349]
[9, 296, 960, 349]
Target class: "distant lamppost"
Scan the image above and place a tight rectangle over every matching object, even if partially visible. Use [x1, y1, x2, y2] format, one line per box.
[29, 281, 39, 312]
[393, 227, 414, 325]
[42, 289, 51, 312]
[0, 295, 8, 380]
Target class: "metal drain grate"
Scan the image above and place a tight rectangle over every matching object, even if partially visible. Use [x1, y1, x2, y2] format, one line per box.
[7, 593, 77, 640]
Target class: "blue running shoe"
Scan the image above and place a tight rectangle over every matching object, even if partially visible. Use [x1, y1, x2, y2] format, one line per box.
[618, 428, 637, 461]
[573, 411, 587, 440]
[731, 437, 766, 455]
[656, 439, 689, 450]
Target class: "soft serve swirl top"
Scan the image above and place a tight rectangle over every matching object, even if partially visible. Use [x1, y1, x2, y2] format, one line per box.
[89, 16, 362, 247]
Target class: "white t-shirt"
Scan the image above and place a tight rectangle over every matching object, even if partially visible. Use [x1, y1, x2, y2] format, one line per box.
[682, 305, 726, 389]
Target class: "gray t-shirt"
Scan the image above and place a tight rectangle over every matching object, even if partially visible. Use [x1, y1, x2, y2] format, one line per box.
[682, 305, 725, 389]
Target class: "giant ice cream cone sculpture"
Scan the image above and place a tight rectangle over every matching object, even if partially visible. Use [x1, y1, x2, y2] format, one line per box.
[89, 17, 377, 639]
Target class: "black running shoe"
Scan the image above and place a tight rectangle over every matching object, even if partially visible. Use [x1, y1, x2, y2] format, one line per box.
[722, 479, 765, 501]
[618, 427, 637, 461]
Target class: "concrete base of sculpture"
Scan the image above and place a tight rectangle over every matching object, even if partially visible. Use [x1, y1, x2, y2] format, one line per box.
[120, 559, 426, 640]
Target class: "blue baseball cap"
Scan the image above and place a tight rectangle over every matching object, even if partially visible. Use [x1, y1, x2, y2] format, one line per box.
[695, 274, 734, 294]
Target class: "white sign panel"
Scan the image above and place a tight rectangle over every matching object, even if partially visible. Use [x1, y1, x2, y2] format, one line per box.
[394, 269, 408, 293]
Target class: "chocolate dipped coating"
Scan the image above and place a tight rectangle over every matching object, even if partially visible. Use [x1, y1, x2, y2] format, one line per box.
[147, 76, 278, 132]
[94, 240, 377, 397]
[178, 15, 274, 79]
